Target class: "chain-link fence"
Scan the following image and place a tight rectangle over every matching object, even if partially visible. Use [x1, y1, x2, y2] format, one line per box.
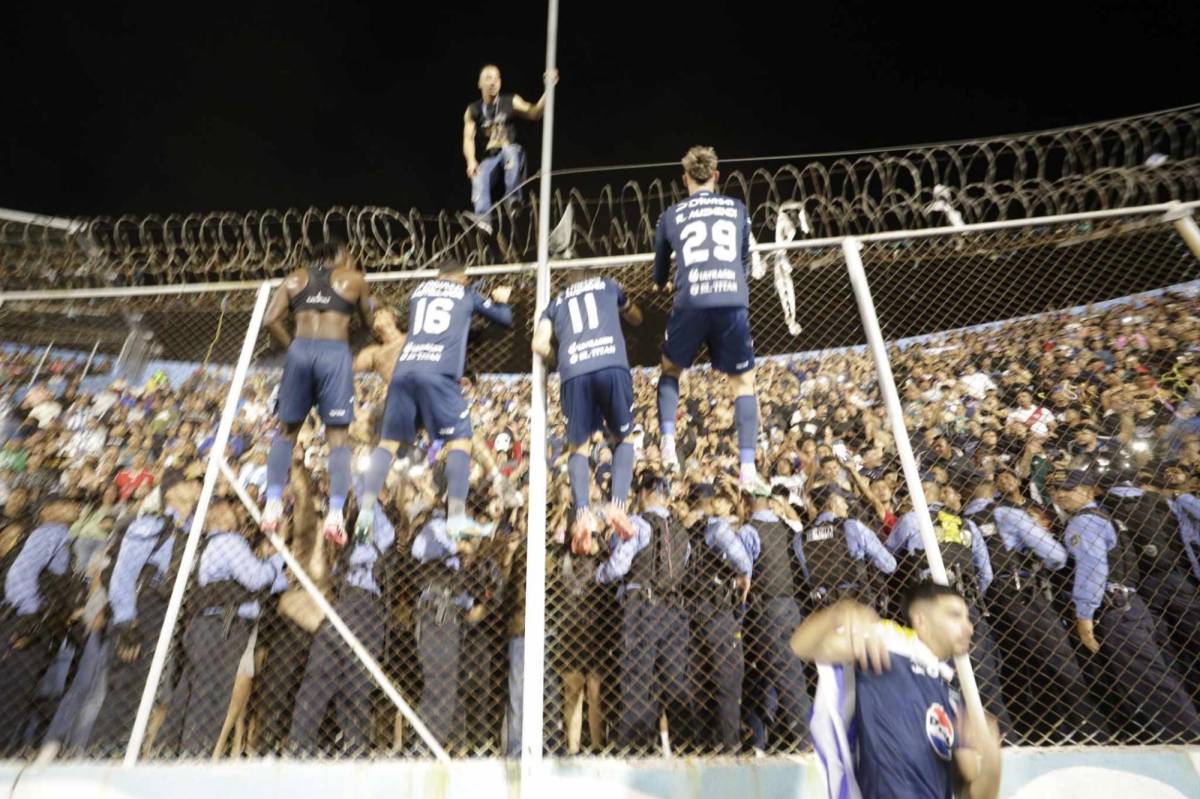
[0, 287, 258, 759]
[0, 201, 1197, 766]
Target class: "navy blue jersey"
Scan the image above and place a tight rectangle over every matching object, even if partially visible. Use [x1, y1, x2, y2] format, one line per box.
[394, 279, 512, 379]
[653, 190, 751, 310]
[812, 622, 960, 799]
[542, 276, 630, 381]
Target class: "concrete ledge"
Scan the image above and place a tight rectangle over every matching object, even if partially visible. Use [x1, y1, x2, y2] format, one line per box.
[0, 748, 1197, 798]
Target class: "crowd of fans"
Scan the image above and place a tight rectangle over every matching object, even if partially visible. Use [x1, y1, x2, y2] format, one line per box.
[0, 288, 1197, 759]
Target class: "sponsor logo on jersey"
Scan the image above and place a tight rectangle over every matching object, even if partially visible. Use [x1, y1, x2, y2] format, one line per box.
[308, 292, 331, 305]
[328, 408, 347, 418]
[925, 703, 955, 761]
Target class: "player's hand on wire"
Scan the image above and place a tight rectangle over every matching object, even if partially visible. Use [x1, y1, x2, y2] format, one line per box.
[491, 286, 513, 304]
[544, 68, 559, 86]
[1075, 618, 1101, 654]
[836, 601, 890, 674]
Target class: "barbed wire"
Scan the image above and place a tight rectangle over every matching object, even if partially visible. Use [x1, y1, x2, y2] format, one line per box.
[1, 105, 1197, 289]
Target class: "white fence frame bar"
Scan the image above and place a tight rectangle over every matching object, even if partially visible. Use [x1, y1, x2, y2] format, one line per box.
[522, 0, 558, 783]
[842, 237, 988, 725]
[215, 460, 451, 762]
[123, 282, 272, 766]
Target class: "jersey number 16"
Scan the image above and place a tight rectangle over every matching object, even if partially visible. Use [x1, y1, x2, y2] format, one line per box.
[412, 297, 454, 335]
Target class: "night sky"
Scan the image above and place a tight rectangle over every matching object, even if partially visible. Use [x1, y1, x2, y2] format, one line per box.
[2, 1, 1197, 219]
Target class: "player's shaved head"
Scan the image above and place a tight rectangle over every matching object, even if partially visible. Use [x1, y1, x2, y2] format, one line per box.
[438, 259, 467, 278]
[682, 146, 718, 185]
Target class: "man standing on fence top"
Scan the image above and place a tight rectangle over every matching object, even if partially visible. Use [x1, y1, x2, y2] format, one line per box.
[653, 146, 770, 497]
[462, 64, 558, 233]
[260, 240, 374, 547]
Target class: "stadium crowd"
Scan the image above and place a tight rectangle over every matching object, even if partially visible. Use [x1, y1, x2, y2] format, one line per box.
[0, 286, 1197, 759]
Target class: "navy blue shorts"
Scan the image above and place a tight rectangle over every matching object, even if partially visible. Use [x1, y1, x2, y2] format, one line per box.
[380, 371, 473, 444]
[561, 367, 635, 446]
[277, 338, 355, 426]
[662, 306, 755, 375]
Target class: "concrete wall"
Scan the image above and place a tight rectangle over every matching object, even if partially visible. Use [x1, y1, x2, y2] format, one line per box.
[2, 748, 1198, 798]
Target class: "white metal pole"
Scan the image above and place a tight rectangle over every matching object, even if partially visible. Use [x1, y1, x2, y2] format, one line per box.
[79, 340, 101, 383]
[216, 460, 450, 762]
[841, 237, 988, 724]
[122, 282, 271, 766]
[27, 341, 53, 389]
[522, 0, 558, 784]
[1165, 202, 1200, 261]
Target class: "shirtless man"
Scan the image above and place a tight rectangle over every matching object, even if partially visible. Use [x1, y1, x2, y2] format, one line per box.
[260, 240, 374, 546]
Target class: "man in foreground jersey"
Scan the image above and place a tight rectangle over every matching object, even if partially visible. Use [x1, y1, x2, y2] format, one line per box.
[260, 240, 373, 545]
[653, 146, 769, 496]
[791, 582, 1002, 799]
[532, 269, 642, 549]
[355, 259, 513, 541]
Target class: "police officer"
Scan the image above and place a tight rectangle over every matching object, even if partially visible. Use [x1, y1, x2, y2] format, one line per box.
[287, 491, 395, 756]
[963, 474, 1106, 742]
[682, 480, 753, 753]
[1102, 464, 1200, 697]
[740, 485, 812, 748]
[0, 495, 79, 754]
[596, 473, 697, 750]
[90, 472, 200, 755]
[168, 498, 287, 757]
[411, 512, 480, 751]
[799, 487, 896, 606]
[1166, 461, 1200, 582]
[1051, 469, 1200, 741]
[887, 481, 1011, 735]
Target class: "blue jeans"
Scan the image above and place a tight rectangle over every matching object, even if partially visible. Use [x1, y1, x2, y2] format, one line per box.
[472, 144, 525, 216]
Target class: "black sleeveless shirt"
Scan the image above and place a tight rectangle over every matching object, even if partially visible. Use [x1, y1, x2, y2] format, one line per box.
[469, 95, 517, 157]
[289, 265, 356, 316]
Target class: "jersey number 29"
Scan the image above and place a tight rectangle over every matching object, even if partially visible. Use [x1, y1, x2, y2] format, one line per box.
[680, 219, 737, 266]
[412, 297, 454, 335]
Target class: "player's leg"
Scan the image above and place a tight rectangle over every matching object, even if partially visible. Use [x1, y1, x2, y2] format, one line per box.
[711, 308, 769, 496]
[263, 342, 316, 532]
[597, 367, 637, 540]
[658, 310, 702, 474]
[313, 341, 358, 545]
[427, 375, 488, 537]
[562, 374, 600, 552]
[352, 374, 416, 542]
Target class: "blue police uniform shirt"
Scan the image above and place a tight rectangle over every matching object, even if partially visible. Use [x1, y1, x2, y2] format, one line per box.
[198, 531, 287, 620]
[887, 504, 994, 596]
[341, 499, 396, 596]
[3, 521, 69, 615]
[109, 511, 186, 625]
[541, 276, 630, 382]
[412, 516, 473, 610]
[962, 496, 1067, 571]
[812, 622, 961, 799]
[595, 507, 704, 596]
[653, 190, 751, 310]
[794, 511, 897, 585]
[1169, 492, 1200, 581]
[395, 279, 513, 379]
[1063, 502, 1123, 621]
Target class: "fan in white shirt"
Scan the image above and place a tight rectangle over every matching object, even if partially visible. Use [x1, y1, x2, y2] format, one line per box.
[1007, 390, 1056, 437]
